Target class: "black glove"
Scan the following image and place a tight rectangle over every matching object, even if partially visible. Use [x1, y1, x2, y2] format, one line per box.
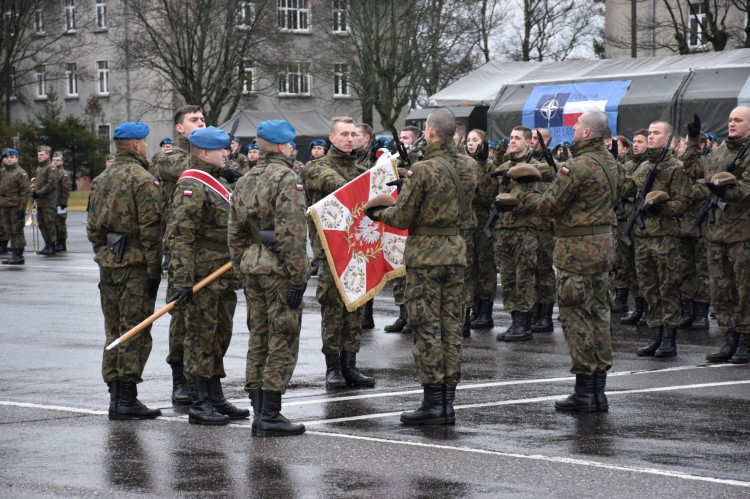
[386, 178, 403, 194]
[220, 168, 242, 183]
[365, 207, 383, 222]
[687, 114, 701, 139]
[170, 286, 193, 304]
[494, 200, 516, 213]
[146, 277, 161, 299]
[31, 192, 40, 199]
[644, 203, 665, 216]
[706, 181, 728, 199]
[515, 175, 538, 184]
[287, 282, 307, 308]
[475, 141, 489, 162]
[60, 204, 67, 210]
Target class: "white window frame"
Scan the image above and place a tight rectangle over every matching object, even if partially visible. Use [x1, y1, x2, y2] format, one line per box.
[4, 7, 16, 36]
[34, 9, 45, 34]
[64, 0, 76, 33]
[96, 1, 107, 30]
[241, 59, 256, 94]
[334, 63, 349, 97]
[278, 61, 311, 96]
[277, 0, 310, 32]
[688, 2, 707, 48]
[97, 60, 109, 95]
[332, 0, 348, 33]
[237, 1, 255, 29]
[66, 62, 78, 97]
[98, 124, 112, 154]
[35, 65, 47, 99]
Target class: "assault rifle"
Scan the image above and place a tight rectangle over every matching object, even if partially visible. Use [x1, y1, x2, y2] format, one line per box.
[613, 151, 649, 216]
[620, 141, 672, 247]
[536, 129, 557, 174]
[692, 136, 750, 237]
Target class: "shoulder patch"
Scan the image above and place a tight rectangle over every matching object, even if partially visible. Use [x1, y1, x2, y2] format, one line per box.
[154, 180, 161, 188]
[296, 183, 305, 191]
[183, 190, 193, 197]
[406, 170, 414, 178]
[560, 166, 570, 176]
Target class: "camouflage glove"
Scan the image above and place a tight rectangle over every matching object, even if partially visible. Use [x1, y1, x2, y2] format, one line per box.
[287, 282, 307, 308]
[644, 203, 665, 216]
[146, 277, 161, 299]
[475, 141, 489, 162]
[170, 286, 193, 304]
[706, 181, 728, 199]
[220, 168, 242, 183]
[687, 114, 701, 139]
[386, 178, 403, 193]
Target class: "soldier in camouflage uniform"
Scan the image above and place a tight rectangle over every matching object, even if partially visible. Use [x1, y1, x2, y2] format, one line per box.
[86, 122, 163, 420]
[243, 142, 260, 173]
[303, 116, 376, 389]
[52, 152, 72, 252]
[368, 108, 476, 425]
[167, 126, 249, 426]
[0, 149, 30, 265]
[228, 120, 310, 437]
[354, 123, 373, 170]
[32, 145, 59, 255]
[227, 135, 250, 175]
[686, 107, 750, 364]
[513, 111, 616, 412]
[622, 121, 691, 358]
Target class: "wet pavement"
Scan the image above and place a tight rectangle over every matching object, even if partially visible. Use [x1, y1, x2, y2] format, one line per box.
[1, 211, 749, 498]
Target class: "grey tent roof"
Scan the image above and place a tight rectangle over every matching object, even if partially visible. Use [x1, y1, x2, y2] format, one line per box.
[218, 109, 331, 138]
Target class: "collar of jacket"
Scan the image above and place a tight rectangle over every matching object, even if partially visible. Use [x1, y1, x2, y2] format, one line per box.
[423, 140, 457, 159]
[508, 149, 528, 165]
[38, 159, 51, 167]
[258, 151, 295, 169]
[571, 137, 605, 156]
[326, 145, 357, 165]
[115, 150, 150, 169]
[189, 155, 222, 177]
[176, 135, 190, 153]
[726, 136, 750, 152]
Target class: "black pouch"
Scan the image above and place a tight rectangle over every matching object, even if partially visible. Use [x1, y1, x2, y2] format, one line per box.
[107, 232, 126, 263]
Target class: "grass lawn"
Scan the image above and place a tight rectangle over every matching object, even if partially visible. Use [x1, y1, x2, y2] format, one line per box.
[68, 191, 89, 212]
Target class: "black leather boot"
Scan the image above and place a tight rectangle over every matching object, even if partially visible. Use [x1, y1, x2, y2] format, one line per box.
[341, 351, 376, 387]
[690, 302, 710, 330]
[325, 354, 346, 388]
[593, 372, 608, 412]
[554, 374, 597, 412]
[496, 311, 520, 341]
[677, 299, 695, 328]
[400, 384, 447, 425]
[255, 391, 305, 437]
[107, 380, 120, 420]
[638, 301, 650, 326]
[2, 248, 24, 265]
[621, 297, 645, 325]
[384, 305, 407, 333]
[208, 377, 250, 420]
[531, 303, 554, 333]
[115, 381, 161, 420]
[171, 364, 195, 405]
[636, 326, 663, 357]
[0, 241, 7, 254]
[402, 323, 413, 334]
[469, 299, 481, 323]
[611, 288, 629, 313]
[188, 379, 230, 425]
[360, 300, 375, 330]
[531, 303, 541, 325]
[729, 334, 750, 364]
[706, 332, 740, 363]
[443, 382, 457, 425]
[504, 311, 533, 341]
[248, 389, 263, 435]
[654, 327, 677, 358]
[462, 308, 471, 338]
[471, 300, 494, 329]
[54, 240, 65, 252]
[39, 243, 56, 256]
[310, 258, 319, 276]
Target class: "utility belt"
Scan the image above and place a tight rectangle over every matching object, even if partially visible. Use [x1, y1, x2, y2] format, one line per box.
[411, 226, 459, 236]
[195, 239, 229, 252]
[556, 225, 612, 238]
[254, 229, 284, 263]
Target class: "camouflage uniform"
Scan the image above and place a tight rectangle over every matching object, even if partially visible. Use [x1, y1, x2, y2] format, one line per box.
[86, 150, 163, 384]
[377, 140, 476, 385]
[0, 162, 30, 250]
[227, 151, 250, 175]
[228, 152, 310, 393]
[55, 167, 72, 246]
[472, 157, 497, 304]
[167, 156, 236, 381]
[303, 146, 367, 355]
[34, 159, 59, 246]
[613, 155, 642, 296]
[517, 138, 616, 375]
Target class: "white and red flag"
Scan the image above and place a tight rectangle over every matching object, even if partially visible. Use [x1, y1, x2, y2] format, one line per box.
[309, 152, 407, 311]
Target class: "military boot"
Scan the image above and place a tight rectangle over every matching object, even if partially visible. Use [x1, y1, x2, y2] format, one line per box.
[325, 354, 347, 388]
[384, 305, 407, 333]
[469, 299, 481, 324]
[611, 288, 629, 313]
[531, 303, 554, 333]
[690, 302, 710, 330]
[462, 308, 472, 338]
[496, 311, 520, 341]
[636, 326, 663, 357]
[638, 301, 650, 326]
[677, 299, 695, 329]
[0, 241, 7, 254]
[593, 372, 608, 412]
[247, 389, 263, 435]
[530, 303, 542, 325]
[54, 240, 66, 253]
[443, 382, 457, 425]
[471, 300, 494, 329]
[38, 243, 56, 256]
[170, 364, 195, 405]
[341, 352, 376, 387]
[107, 380, 121, 420]
[504, 311, 533, 342]
[310, 258, 319, 276]
[208, 377, 250, 420]
[706, 332, 739, 363]
[400, 384, 447, 425]
[114, 381, 161, 420]
[621, 297, 645, 325]
[2, 248, 24, 265]
[729, 334, 750, 364]
[255, 391, 305, 437]
[188, 379, 230, 425]
[554, 374, 597, 412]
[654, 328, 677, 358]
[360, 300, 375, 330]
[402, 323, 413, 334]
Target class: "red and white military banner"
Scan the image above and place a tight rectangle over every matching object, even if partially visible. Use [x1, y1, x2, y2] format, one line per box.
[309, 151, 407, 311]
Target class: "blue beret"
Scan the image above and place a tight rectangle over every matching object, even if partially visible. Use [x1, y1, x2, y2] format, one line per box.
[232, 135, 240, 143]
[706, 132, 717, 142]
[487, 141, 495, 149]
[257, 120, 296, 144]
[159, 137, 174, 146]
[289, 141, 297, 149]
[3, 148, 18, 157]
[188, 126, 230, 150]
[113, 122, 150, 140]
[375, 137, 390, 149]
[562, 141, 572, 148]
[309, 139, 327, 149]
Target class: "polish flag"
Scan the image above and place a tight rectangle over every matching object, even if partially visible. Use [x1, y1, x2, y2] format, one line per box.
[563, 100, 608, 127]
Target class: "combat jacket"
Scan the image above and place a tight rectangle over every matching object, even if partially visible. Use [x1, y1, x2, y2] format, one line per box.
[228, 152, 310, 285]
[57, 168, 72, 207]
[616, 155, 643, 222]
[86, 150, 162, 276]
[490, 152, 545, 230]
[153, 136, 190, 203]
[167, 156, 232, 287]
[0, 164, 31, 209]
[34, 160, 59, 208]
[377, 140, 475, 268]
[517, 138, 616, 274]
[622, 147, 690, 238]
[674, 138, 709, 237]
[473, 158, 495, 228]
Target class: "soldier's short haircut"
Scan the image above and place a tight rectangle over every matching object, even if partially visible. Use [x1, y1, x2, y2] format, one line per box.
[426, 108, 457, 140]
[650, 120, 673, 135]
[469, 128, 486, 140]
[114, 140, 137, 152]
[633, 128, 648, 139]
[401, 125, 421, 141]
[512, 126, 532, 141]
[53, 151, 64, 159]
[174, 105, 203, 126]
[256, 137, 278, 153]
[580, 111, 609, 139]
[330, 116, 355, 134]
[38, 145, 52, 153]
[536, 127, 551, 140]
[356, 123, 372, 138]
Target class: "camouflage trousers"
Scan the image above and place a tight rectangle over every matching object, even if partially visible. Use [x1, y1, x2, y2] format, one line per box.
[707, 240, 750, 333]
[536, 229, 556, 303]
[634, 235, 682, 328]
[405, 265, 464, 385]
[494, 227, 538, 312]
[392, 276, 406, 305]
[677, 236, 710, 302]
[316, 258, 363, 355]
[556, 269, 612, 375]
[166, 279, 186, 367]
[37, 207, 57, 245]
[0, 207, 25, 248]
[462, 228, 475, 308]
[613, 223, 640, 294]
[99, 265, 156, 384]
[244, 274, 302, 394]
[180, 274, 236, 381]
[55, 212, 67, 243]
[471, 229, 497, 302]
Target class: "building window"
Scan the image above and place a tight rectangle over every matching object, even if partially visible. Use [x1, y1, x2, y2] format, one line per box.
[334, 63, 349, 96]
[35, 65, 47, 98]
[278, 61, 311, 96]
[237, 1, 255, 28]
[241, 59, 255, 94]
[98, 124, 111, 153]
[97, 60, 109, 95]
[332, 0, 347, 33]
[689, 2, 707, 47]
[277, 0, 309, 31]
[96, 1, 107, 30]
[34, 9, 45, 34]
[66, 63, 78, 97]
[4, 6, 16, 36]
[64, 0, 76, 32]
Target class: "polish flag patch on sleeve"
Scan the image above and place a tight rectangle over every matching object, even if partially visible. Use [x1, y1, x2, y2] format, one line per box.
[406, 170, 414, 178]
[154, 180, 161, 188]
[296, 183, 305, 191]
[183, 190, 193, 197]
[560, 166, 570, 176]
